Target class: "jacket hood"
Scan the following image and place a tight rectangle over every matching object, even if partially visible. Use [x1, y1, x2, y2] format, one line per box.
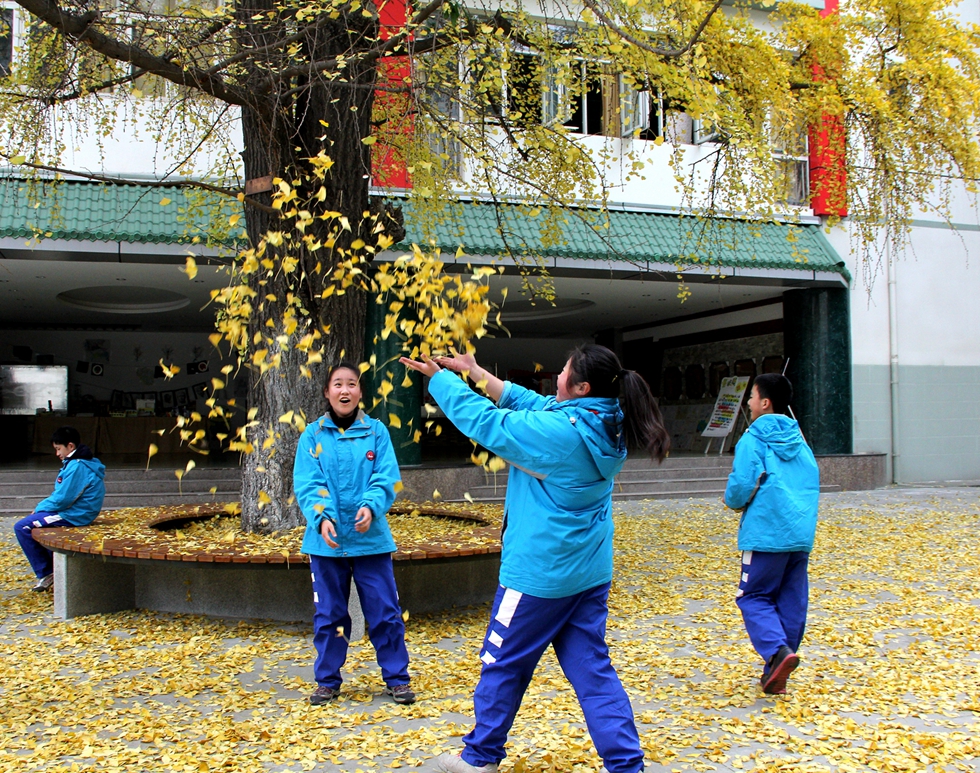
[747, 413, 807, 460]
[68, 455, 106, 479]
[71, 444, 95, 461]
[562, 397, 626, 480]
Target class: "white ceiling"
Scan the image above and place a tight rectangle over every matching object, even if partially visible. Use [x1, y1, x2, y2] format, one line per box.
[0, 239, 819, 338]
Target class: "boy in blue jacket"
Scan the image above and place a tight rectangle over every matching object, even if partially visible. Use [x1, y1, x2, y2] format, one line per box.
[724, 374, 819, 695]
[14, 426, 106, 591]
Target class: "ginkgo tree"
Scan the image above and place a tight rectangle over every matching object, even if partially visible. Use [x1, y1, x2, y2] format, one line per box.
[2, 0, 980, 531]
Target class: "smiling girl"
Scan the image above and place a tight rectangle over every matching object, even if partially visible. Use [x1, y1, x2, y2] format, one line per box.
[292, 362, 415, 706]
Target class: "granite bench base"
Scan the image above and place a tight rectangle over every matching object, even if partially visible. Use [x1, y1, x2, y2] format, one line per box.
[52, 550, 501, 635]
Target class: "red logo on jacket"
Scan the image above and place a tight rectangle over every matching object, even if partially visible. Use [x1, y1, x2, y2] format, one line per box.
[366, 451, 376, 461]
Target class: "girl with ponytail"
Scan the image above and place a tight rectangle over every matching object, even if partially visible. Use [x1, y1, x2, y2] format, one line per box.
[401, 343, 668, 773]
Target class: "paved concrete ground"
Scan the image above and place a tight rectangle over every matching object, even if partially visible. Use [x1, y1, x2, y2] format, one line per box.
[2, 487, 979, 772]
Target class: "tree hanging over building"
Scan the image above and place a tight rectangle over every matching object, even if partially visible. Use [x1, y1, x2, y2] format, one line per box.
[2, 0, 979, 530]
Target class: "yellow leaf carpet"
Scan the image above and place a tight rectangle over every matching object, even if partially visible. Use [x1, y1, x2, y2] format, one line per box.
[1, 489, 979, 772]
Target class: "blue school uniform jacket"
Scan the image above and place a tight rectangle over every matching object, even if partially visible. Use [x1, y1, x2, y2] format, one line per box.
[427, 371, 627, 599]
[33, 445, 106, 526]
[293, 411, 400, 558]
[724, 413, 820, 553]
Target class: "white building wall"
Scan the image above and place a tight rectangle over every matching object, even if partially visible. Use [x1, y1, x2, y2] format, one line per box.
[830, 207, 980, 483]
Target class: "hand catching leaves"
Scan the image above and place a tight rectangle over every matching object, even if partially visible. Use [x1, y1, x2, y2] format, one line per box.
[399, 354, 442, 378]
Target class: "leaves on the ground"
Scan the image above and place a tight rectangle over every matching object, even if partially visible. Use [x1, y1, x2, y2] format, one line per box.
[2, 492, 979, 771]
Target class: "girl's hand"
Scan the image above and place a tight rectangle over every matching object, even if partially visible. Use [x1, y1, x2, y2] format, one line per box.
[320, 518, 339, 548]
[354, 506, 373, 533]
[434, 348, 478, 376]
[399, 355, 441, 378]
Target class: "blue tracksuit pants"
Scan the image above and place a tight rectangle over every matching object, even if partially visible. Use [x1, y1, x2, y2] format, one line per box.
[309, 553, 410, 689]
[735, 550, 809, 662]
[14, 512, 67, 578]
[461, 583, 644, 773]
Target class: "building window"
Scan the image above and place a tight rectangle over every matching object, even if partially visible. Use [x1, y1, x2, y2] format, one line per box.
[771, 121, 810, 206]
[1, 7, 14, 77]
[562, 63, 649, 138]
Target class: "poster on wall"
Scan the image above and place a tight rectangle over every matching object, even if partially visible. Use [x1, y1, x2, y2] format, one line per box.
[84, 339, 111, 364]
[701, 376, 751, 438]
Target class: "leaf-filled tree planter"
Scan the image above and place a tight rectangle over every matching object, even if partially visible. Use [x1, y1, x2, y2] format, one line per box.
[35, 502, 502, 620]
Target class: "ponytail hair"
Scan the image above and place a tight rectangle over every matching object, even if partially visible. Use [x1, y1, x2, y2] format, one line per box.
[567, 344, 671, 462]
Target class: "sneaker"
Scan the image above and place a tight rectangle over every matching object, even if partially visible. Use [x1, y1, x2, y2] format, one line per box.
[761, 645, 800, 695]
[309, 685, 340, 705]
[433, 752, 498, 773]
[384, 683, 416, 705]
[32, 574, 53, 592]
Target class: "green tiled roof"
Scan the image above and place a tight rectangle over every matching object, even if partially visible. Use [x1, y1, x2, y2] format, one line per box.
[0, 177, 240, 245]
[0, 178, 847, 279]
[401, 200, 848, 278]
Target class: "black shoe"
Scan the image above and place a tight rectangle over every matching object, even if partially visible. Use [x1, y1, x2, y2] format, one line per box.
[384, 683, 416, 704]
[310, 685, 340, 705]
[761, 645, 799, 694]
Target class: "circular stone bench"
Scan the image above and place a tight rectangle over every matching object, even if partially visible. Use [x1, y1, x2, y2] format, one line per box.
[35, 504, 501, 626]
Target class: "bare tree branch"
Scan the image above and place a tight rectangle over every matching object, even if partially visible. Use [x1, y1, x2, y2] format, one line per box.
[13, 0, 256, 108]
[255, 0, 447, 93]
[579, 0, 725, 59]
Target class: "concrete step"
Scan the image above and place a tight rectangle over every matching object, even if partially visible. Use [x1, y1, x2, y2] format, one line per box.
[0, 468, 241, 483]
[464, 476, 731, 499]
[612, 488, 726, 501]
[0, 478, 242, 497]
[620, 455, 733, 471]
[615, 467, 731, 482]
[0, 491, 231, 517]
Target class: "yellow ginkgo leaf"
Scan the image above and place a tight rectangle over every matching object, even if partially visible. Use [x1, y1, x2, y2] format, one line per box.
[388, 413, 402, 429]
[145, 443, 158, 471]
[182, 256, 198, 280]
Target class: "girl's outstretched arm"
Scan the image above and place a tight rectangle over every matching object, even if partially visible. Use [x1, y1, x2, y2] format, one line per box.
[435, 349, 505, 402]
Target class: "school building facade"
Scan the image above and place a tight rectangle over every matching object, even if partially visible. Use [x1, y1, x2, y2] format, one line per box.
[1, 1, 978, 484]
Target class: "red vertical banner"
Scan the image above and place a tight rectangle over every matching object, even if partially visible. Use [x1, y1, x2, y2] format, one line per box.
[372, 0, 413, 189]
[808, 0, 847, 217]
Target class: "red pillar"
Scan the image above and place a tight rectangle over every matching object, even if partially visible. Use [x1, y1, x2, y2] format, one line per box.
[371, 0, 413, 189]
[808, 0, 847, 217]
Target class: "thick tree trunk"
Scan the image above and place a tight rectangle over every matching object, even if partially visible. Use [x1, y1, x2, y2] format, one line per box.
[235, 10, 380, 532]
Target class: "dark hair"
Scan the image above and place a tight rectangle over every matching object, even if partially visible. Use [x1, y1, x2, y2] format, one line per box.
[323, 361, 362, 389]
[753, 373, 793, 415]
[566, 344, 671, 462]
[50, 426, 81, 447]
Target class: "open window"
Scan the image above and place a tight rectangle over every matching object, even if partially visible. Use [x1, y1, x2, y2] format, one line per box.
[562, 63, 648, 137]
